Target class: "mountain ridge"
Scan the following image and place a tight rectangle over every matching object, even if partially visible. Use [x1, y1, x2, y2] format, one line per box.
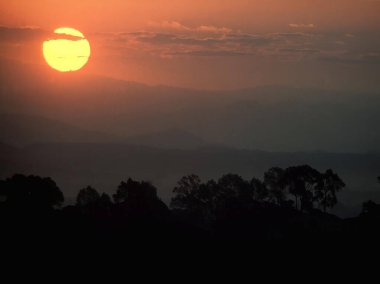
[1, 58, 380, 152]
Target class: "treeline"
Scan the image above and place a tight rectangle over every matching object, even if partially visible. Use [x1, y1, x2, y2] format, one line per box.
[1, 165, 380, 247]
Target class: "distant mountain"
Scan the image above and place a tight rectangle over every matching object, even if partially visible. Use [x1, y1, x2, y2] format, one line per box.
[0, 113, 210, 149]
[126, 128, 208, 149]
[0, 113, 120, 146]
[1, 58, 380, 152]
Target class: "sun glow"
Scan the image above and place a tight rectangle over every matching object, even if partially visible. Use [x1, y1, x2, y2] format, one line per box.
[43, 27, 91, 72]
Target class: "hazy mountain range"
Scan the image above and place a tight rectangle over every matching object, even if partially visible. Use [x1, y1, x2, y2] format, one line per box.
[1, 58, 380, 217]
[1, 58, 380, 153]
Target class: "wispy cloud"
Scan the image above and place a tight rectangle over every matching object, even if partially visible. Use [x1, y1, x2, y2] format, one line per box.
[2, 22, 379, 66]
[289, 23, 316, 29]
[98, 22, 311, 58]
[0, 26, 47, 42]
[148, 21, 232, 34]
[319, 52, 380, 65]
[0, 26, 83, 42]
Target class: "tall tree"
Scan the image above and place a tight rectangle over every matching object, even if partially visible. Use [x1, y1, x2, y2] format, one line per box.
[361, 200, 380, 218]
[99, 193, 112, 208]
[171, 174, 255, 222]
[170, 175, 202, 211]
[113, 178, 167, 218]
[264, 167, 287, 206]
[314, 169, 345, 213]
[250, 177, 268, 201]
[113, 178, 157, 204]
[76, 186, 100, 207]
[285, 165, 320, 211]
[215, 174, 253, 217]
[217, 174, 252, 202]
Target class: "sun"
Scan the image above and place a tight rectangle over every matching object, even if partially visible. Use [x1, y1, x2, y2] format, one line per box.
[43, 27, 91, 72]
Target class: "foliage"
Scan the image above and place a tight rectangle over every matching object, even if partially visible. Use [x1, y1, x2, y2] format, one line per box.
[113, 178, 157, 204]
[0, 174, 63, 209]
[264, 167, 287, 205]
[314, 169, 345, 212]
[76, 186, 101, 207]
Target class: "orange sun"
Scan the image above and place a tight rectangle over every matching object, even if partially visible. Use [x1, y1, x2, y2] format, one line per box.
[43, 27, 91, 72]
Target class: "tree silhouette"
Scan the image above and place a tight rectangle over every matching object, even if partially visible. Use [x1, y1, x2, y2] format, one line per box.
[250, 177, 268, 201]
[217, 174, 251, 196]
[0, 168, 369, 245]
[264, 167, 287, 206]
[0, 174, 63, 210]
[171, 175, 217, 222]
[113, 178, 168, 218]
[314, 169, 345, 213]
[99, 192, 112, 208]
[76, 186, 101, 207]
[113, 178, 157, 204]
[285, 165, 320, 211]
[361, 200, 380, 218]
[171, 174, 257, 224]
[75, 186, 114, 220]
[171, 174, 202, 211]
[216, 174, 253, 211]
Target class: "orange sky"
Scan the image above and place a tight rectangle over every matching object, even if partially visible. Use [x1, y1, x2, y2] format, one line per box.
[2, 0, 380, 32]
[1, 0, 380, 90]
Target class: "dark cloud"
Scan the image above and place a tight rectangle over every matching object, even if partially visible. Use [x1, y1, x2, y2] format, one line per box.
[45, 34, 84, 41]
[103, 28, 283, 58]
[137, 32, 223, 45]
[319, 54, 380, 65]
[4, 22, 377, 66]
[170, 50, 248, 57]
[0, 26, 47, 42]
[0, 26, 84, 43]
[100, 26, 369, 62]
[225, 33, 276, 45]
[279, 48, 320, 53]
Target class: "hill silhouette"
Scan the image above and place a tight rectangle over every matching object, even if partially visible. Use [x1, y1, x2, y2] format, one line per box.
[0, 113, 208, 149]
[126, 128, 209, 149]
[0, 113, 120, 146]
[1, 58, 380, 153]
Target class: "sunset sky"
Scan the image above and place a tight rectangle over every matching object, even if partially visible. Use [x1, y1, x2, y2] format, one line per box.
[1, 1, 380, 215]
[1, 0, 380, 90]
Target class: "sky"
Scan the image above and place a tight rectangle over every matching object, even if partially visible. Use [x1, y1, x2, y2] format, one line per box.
[1, 0, 380, 90]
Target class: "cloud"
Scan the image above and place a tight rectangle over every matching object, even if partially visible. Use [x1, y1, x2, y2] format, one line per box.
[196, 25, 232, 34]
[106, 29, 280, 58]
[319, 52, 380, 65]
[0, 26, 47, 42]
[0, 22, 319, 61]
[2, 20, 370, 65]
[97, 24, 331, 60]
[135, 32, 223, 45]
[46, 34, 85, 41]
[148, 21, 191, 31]
[170, 50, 247, 57]
[279, 48, 320, 53]
[289, 24, 316, 29]
[148, 21, 232, 34]
[0, 26, 83, 43]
